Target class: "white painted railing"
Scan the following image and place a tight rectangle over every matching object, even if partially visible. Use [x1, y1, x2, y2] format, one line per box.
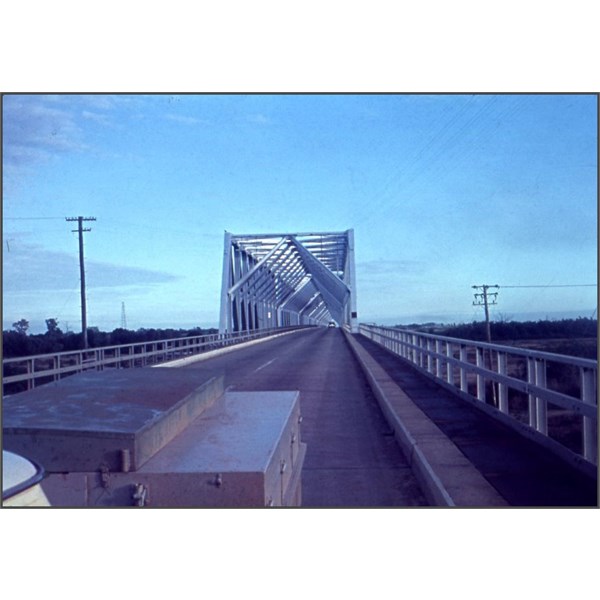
[2, 326, 308, 396]
[359, 324, 598, 471]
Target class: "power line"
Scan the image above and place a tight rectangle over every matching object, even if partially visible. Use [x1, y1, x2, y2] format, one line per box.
[501, 284, 596, 288]
[354, 96, 481, 225]
[4, 216, 65, 220]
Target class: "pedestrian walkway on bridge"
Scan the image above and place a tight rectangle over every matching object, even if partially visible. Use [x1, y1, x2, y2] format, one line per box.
[352, 334, 597, 507]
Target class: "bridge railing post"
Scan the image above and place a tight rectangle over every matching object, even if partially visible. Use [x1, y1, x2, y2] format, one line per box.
[459, 345, 468, 393]
[581, 366, 598, 464]
[476, 347, 485, 402]
[26, 359, 34, 390]
[534, 358, 548, 436]
[446, 342, 454, 386]
[435, 339, 442, 378]
[527, 358, 538, 429]
[417, 336, 424, 368]
[497, 352, 509, 415]
[426, 338, 434, 374]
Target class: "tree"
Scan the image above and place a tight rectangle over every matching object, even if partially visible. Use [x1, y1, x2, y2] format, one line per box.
[12, 319, 29, 335]
[45, 318, 61, 334]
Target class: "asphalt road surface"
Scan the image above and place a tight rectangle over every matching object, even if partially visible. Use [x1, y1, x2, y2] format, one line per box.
[182, 327, 428, 507]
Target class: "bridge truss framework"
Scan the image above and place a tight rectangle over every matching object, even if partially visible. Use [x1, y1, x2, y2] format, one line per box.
[219, 230, 358, 333]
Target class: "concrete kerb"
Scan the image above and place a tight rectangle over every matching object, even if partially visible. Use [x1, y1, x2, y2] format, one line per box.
[343, 330, 508, 507]
[343, 331, 454, 506]
[153, 328, 308, 369]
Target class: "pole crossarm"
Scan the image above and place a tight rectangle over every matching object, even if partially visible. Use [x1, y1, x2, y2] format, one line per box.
[219, 230, 358, 333]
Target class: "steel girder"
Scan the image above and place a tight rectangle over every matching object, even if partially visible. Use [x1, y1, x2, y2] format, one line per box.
[219, 230, 358, 333]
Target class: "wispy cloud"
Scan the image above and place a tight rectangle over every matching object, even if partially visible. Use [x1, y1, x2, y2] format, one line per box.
[357, 259, 427, 276]
[78, 95, 120, 111]
[81, 110, 114, 126]
[355, 259, 429, 294]
[165, 113, 209, 126]
[246, 113, 272, 125]
[2, 96, 86, 169]
[3, 242, 181, 293]
[2, 95, 142, 174]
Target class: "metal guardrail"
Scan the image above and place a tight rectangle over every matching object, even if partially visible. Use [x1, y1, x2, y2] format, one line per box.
[2, 326, 308, 396]
[359, 324, 598, 469]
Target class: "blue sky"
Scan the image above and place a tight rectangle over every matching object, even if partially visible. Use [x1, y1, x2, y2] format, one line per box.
[2, 94, 597, 333]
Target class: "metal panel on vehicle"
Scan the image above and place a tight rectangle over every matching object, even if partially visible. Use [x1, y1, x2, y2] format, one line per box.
[3, 369, 224, 473]
[263, 396, 301, 505]
[39, 390, 305, 507]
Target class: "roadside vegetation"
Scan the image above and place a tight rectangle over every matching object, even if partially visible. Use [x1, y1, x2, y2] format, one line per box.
[3, 317, 597, 360]
[2, 318, 218, 359]
[405, 318, 597, 360]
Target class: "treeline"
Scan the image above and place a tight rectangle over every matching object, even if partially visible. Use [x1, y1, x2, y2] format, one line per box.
[422, 317, 598, 342]
[2, 325, 219, 359]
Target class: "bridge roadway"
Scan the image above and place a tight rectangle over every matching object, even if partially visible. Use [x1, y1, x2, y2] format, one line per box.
[181, 327, 597, 507]
[182, 327, 428, 507]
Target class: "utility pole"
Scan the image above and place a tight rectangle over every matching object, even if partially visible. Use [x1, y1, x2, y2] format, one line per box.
[66, 216, 96, 349]
[472, 284, 499, 344]
[472, 284, 499, 406]
[121, 302, 128, 329]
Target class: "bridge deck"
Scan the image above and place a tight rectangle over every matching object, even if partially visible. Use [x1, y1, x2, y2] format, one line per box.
[182, 327, 428, 507]
[354, 335, 597, 507]
[181, 327, 596, 507]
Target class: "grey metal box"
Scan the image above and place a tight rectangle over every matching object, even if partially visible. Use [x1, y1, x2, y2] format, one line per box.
[3, 369, 224, 473]
[39, 391, 306, 507]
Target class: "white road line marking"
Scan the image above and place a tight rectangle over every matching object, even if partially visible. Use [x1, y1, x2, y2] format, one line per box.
[254, 358, 277, 373]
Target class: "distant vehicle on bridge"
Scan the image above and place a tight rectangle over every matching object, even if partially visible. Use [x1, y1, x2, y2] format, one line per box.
[328, 321, 336, 328]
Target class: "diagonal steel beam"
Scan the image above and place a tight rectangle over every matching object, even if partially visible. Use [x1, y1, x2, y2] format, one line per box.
[228, 236, 288, 296]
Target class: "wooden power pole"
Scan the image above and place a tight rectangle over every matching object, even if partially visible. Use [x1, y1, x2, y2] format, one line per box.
[472, 284, 499, 405]
[66, 216, 96, 349]
[472, 284, 499, 344]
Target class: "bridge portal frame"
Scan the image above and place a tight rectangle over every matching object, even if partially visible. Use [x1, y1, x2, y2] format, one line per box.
[219, 230, 358, 334]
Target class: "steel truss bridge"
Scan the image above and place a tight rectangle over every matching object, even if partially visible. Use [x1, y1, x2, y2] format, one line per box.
[219, 230, 358, 333]
[2, 229, 598, 508]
